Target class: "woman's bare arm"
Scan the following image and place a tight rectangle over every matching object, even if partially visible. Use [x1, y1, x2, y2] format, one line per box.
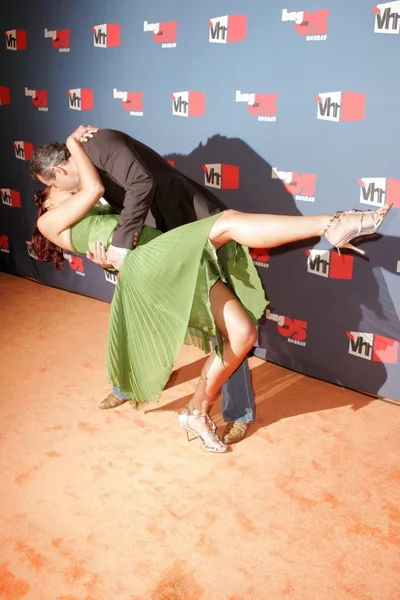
[38, 137, 105, 245]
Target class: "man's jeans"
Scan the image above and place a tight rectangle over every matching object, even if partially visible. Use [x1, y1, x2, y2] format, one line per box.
[112, 356, 255, 423]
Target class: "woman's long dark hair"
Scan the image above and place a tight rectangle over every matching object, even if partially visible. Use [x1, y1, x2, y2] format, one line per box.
[30, 189, 65, 270]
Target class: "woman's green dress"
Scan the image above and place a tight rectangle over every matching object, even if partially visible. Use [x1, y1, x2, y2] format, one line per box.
[70, 206, 269, 402]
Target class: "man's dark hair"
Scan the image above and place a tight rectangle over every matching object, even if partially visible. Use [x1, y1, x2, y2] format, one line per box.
[29, 142, 71, 180]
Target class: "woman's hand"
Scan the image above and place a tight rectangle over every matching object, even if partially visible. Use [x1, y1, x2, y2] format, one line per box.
[67, 125, 99, 145]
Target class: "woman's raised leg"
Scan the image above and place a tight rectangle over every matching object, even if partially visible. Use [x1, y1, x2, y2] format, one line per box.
[208, 205, 391, 255]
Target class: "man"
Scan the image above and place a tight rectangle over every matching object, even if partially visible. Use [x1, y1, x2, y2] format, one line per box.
[29, 126, 255, 444]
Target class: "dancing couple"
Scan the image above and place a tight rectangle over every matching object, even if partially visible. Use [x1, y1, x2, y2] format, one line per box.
[30, 126, 391, 453]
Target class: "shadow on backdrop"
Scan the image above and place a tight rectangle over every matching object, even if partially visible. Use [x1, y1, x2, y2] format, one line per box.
[164, 134, 400, 399]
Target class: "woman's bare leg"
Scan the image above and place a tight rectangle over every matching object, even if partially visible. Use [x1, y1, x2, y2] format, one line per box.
[187, 281, 257, 416]
[208, 206, 390, 250]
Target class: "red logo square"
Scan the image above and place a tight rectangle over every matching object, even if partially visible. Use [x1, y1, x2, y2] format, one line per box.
[340, 92, 366, 122]
[373, 335, 399, 364]
[227, 15, 247, 42]
[386, 178, 400, 208]
[329, 252, 354, 280]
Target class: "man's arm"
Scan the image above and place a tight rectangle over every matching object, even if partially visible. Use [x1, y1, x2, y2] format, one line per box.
[84, 129, 156, 250]
[86, 241, 114, 270]
[38, 134, 104, 246]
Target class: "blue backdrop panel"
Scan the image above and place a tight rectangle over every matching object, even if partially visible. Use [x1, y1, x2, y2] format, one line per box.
[1, 1, 399, 400]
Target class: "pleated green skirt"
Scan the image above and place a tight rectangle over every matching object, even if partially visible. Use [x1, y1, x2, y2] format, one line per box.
[107, 213, 269, 402]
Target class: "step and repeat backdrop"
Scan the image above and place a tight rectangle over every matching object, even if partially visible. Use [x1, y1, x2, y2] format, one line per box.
[1, 1, 399, 400]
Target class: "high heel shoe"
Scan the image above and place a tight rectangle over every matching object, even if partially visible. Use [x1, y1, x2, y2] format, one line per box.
[178, 407, 228, 453]
[324, 203, 392, 256]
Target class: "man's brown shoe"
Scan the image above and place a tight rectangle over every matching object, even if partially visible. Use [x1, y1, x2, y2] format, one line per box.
[222, 422, 249, 444]
[99, 393, 129, 409]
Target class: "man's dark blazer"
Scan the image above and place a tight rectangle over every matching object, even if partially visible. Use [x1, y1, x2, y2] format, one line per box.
[84, 129, 225, 249]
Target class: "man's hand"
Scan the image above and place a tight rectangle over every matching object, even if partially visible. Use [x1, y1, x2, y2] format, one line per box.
[68, 125, 99, 144]
[86, 242, 114, 269]
[106, 245, 129, 272]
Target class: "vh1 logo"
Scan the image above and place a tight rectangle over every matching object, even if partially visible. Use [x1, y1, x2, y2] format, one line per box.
[26, 241, 38, 260]
[373, 2, 400, 34]
[25, 88, 48, 111]
[316, 92, 366, 122]
[202, 164, 239, 189]
[249, 248, 270, 268]
[0, 235, 10, 253]
[208, 15, 247, 43]
[235, 91, 277, 122]
[281, 8, 329, 40]
[105, 271, 117, 285]
[271, 168, 316, 202]
[14, 141, 34, 161]
[171, 91, 205, 117]
[306, 249, 354, 280]
[266, 308, 307, 346]
[113, 89, 143, 116]
[5, 29, 27, 50]
[144, 21, 177, 47]
[0, 188, 21, 207]
[63, 253, 85, 275]
[0, 86, 10, 105]
[68, 89, 94, 111]
[358, 177, 400, 208]
[44, 28, 70, 51]
[347, 331, 399, 364]
[92, 24, 121, 48]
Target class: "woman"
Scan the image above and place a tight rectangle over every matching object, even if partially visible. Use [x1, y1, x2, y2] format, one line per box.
[31, 131, 391, 453]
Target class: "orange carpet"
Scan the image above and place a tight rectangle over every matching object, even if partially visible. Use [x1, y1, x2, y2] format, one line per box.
[1, 272, 399, 600]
